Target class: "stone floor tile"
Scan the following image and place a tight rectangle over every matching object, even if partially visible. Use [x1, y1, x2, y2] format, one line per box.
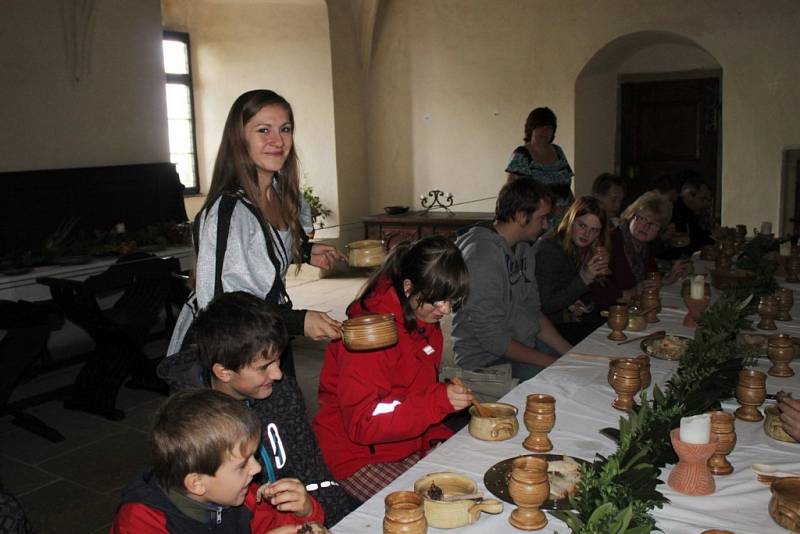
[0, 454, 59, 496]
[18, 480, 118, 534]
[0, 401, 124, 464]
[38, 429, 150, 494]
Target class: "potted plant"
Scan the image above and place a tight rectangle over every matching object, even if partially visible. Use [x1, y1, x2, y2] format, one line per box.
[301, 184, 332, 236]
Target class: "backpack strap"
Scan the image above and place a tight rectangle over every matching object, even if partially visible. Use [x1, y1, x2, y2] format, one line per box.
[213, 194, 238, 298]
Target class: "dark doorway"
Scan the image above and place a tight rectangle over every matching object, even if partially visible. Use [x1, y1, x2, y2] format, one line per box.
[620, 77, 720, 202]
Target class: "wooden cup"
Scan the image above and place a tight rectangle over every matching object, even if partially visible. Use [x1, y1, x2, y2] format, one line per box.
[508, 456, 549, 531]
[768, 334, 796, 377]
[522, 394, 555, 453]
[707, 411, 736, 476]
[734, 369, 767, 422]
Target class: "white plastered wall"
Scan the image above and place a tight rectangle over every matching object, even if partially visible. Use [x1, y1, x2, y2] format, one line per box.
[162, 0, 339, 233]
[354, 0, 800, 232]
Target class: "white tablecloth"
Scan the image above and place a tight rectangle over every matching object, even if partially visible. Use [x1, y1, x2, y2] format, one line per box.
[332, 279, 800, 534]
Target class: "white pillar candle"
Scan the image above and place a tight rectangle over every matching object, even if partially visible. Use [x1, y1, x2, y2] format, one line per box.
[690, 274, 705, 300]
[781, 242, 792, 256]
[761, 221, 772, 235]
[679, 413, 711, 444]
[115, 222, 126, 234]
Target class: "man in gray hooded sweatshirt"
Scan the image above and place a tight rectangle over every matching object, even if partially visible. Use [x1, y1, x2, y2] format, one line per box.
[453, 179, 572, 381]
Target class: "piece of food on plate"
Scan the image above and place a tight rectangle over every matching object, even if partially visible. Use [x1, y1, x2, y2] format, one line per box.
[648, 335, 688, 359]
[426, 480, 444, 501]
[547, 456, 581, 499]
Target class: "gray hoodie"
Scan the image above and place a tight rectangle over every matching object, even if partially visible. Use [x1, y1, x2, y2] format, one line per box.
[453, 226, 542, 370]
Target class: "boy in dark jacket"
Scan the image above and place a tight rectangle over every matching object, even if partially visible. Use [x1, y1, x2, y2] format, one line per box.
[157, 291, 355, 527]
[111, 389, 323, 533]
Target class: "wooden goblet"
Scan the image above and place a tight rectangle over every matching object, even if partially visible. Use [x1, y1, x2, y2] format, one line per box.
[608, 357, 650, 391]
[668, 428, 718, 496]
[682, 295, 711, 328]
[383, 491, 427, 534]
[757, 295, 779, 330]
[768, 334, 796, 377]
[646, 271, 662, 291]
[522, 394, 555, 453]
[734, 369, 767, 422]
[707, 411, 736, 476]
[610, 360, 641, 411]
[508, 456, 549, 531]
[607, 304, 628, 341]
[775, 287, 794, 321]
[640, 289, 660, 323]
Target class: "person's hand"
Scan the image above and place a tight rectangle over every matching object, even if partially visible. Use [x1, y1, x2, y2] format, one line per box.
[257, 478, 313, 517]
[446, 382, 474, 411]
[664, 259, 691, 284]
[581, 254, 609, 281]
[309, 243, 346, 270]
[778, 395, 800, 442]
[568, 299, 591, 318]
[266, 526, 301, 534]
[304, 311, 342, 340]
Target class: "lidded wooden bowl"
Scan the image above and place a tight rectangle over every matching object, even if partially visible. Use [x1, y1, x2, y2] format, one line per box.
[342, 313, 398, 351]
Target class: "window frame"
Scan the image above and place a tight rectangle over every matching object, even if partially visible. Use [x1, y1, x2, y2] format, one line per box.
[163, 30, 200, 195]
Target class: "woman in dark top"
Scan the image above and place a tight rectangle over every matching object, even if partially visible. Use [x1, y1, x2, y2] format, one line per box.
[505, 107, 574, 226]
[535, 196, 609, 344]
[591, 191, 689, 307]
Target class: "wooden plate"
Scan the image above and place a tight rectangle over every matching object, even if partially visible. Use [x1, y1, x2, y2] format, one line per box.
[641, 333, 691, 361]
[484, 453, 589, 510]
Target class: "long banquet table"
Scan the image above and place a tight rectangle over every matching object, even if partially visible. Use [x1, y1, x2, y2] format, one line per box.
[332, 271, 800, 533]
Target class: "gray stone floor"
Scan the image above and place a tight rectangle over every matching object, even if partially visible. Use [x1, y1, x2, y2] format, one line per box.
[0, 273, 367, 534]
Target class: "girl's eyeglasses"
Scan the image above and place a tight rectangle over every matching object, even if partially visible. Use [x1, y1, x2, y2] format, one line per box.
[633, 213, 661, 232]
[429, 298, 463, 310]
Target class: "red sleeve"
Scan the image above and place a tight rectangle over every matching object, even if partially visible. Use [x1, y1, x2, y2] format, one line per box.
[110, 503, 168, 534]
[246, 484, 325, 534]
[333, 342, 454, 446]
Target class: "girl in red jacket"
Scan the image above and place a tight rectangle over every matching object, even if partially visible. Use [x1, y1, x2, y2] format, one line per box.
[312, 236, 474, 502]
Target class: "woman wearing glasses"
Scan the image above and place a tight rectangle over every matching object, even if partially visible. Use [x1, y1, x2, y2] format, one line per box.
[535, 196, 610, 344]
[592, 191, 689, 307]
[312, 236, 473, 502]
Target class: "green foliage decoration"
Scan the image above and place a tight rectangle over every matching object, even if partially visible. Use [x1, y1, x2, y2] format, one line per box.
[553, 288, 761, 533]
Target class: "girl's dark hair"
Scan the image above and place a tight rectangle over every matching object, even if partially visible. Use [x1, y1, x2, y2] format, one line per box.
[350, 236, 469, 333]
[552, 195, 609, 262]
[202, 89, 303, 264]
[523, 107, 557, 144]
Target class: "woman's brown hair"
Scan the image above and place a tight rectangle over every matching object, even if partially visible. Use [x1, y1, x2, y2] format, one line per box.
[203, 89, 303, 264]
[350, 236, 469, 333]
[552, 195, 609, 263]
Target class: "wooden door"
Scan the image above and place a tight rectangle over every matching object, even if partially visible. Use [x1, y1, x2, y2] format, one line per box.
[620, 78, 720, 201]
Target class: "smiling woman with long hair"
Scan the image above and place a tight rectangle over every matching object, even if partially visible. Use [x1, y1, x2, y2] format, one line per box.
[313, 236, 474, 503]
[168, 89, 342, 371]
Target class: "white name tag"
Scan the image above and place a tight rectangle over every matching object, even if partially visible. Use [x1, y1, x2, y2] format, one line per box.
[422, 345, 435, 355]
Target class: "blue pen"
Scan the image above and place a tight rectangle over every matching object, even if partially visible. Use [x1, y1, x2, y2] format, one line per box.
[259, 443, 277, 483]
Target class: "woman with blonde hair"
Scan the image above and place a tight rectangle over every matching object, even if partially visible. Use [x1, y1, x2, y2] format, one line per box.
[592, 191, 689, 307]
[535, 196, 609, 344]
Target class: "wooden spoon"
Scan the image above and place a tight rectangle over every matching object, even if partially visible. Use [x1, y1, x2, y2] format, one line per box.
[617, 330, 666, 346]
[451, 377, 493, 417]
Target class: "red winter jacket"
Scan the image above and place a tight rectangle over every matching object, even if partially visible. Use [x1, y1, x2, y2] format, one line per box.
[312, 277, 455, 480]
